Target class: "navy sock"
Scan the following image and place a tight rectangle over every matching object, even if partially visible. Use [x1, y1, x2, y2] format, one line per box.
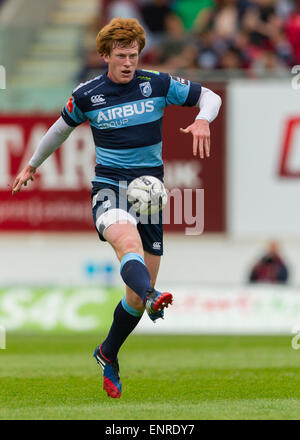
[101, 298, 143, 361]
[120, 253, 151, 303]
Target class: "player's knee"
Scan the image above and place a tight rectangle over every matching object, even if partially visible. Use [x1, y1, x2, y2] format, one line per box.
[118, 234, 143, 259]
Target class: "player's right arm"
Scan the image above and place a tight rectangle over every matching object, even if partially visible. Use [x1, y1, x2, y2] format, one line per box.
[12, 93, 87, 195]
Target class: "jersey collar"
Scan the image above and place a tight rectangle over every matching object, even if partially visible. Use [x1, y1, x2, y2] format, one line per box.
[103, 70, 137, 89]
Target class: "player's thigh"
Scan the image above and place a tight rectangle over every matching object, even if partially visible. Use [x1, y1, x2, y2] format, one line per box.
[91, 183, 143, 261]
[105, 221, 144, 261]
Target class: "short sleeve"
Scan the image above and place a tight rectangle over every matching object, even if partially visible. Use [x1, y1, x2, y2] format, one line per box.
[166, 75, 202, 107]
[61, 95, 88, 127]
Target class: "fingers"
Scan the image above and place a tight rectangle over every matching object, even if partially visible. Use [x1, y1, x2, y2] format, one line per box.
[181, 126, 211, 158]
[193, 134, 197, 156]
[199, 137, 204, 159]
[12, 173, 34, 195]
[12, 184, 18, 196]
[193, 135, 210, 158]
[12, 180, 21, 195]
[204, 135, 210, 158]
[12, 180, 24, 195]
[12, 175, 21, 194]
[201, 136, 210, 158]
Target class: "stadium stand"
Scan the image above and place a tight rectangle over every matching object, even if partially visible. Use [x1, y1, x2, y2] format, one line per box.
[75, 0, 298, 82]
[0, 0, 297, 109]
[0, 0, 100, 110]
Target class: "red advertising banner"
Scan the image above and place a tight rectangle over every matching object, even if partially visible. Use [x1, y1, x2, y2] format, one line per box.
[0, 114, 95, 231]
[0, 85, 225, 233]
[162, 84, 226, 232]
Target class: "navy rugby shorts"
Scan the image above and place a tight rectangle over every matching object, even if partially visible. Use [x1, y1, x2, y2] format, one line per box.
[91, 182, 163, 256]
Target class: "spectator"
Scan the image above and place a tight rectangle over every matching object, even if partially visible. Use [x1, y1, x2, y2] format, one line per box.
[219, 46, 243, 69]
[241, 4, 273, 47]
[197, 30, 220, 69]
[249, 241, 289, 284]
[213, 0, 240, 40]
[101, 0, 141, 22]
[141, 0, 173, 35]
[232, 31, 258, 68]
[153, 13, 198, 70]
[173, 0, 216, 32]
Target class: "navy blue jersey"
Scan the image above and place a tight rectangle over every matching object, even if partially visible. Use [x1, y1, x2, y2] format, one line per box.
[61, 69, 201, 186]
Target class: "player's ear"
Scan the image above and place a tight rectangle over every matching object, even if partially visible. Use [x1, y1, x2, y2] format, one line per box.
[103, 52, 110, 63]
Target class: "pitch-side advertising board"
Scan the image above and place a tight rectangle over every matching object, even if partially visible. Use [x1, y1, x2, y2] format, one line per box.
[0, 284, 299, 334]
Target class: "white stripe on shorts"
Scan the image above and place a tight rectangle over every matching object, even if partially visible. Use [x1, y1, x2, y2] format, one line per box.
[96, 208, 137, 239]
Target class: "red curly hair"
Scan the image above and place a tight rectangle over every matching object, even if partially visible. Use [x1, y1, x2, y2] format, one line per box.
[96, 17, 146, 56]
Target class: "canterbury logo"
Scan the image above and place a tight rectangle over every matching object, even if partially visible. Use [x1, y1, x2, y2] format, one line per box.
[91, 94, 106, 104]
[153, 242, 161, 250]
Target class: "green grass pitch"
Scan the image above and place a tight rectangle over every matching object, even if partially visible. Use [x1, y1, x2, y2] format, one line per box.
[1, 333, 300, 420]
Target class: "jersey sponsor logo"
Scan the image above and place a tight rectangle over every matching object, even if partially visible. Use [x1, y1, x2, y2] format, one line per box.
[91, 94, 106, 105]
[66, 96, 74, 113]
[139, 81, 152, 98]
[137, 75, 151, 81]
[97, 100, 155, 128]
[171, 76, 189, 86]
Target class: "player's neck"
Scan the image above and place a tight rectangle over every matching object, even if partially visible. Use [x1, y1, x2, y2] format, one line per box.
[107, 70, 136, 84]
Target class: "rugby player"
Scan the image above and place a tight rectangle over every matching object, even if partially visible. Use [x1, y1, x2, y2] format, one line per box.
[12, 18, 222, 399]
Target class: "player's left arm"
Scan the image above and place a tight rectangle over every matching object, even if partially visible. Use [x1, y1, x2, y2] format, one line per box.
[180, 87, 222, 159]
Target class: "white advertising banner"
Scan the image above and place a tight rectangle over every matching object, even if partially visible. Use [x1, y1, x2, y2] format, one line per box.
[228, 80, 300, 238]
[137, 284, 300, 335]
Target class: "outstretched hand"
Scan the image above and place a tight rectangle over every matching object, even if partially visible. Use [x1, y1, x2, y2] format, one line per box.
[180, 119, 210, 159]
[12, 164, 36, 196]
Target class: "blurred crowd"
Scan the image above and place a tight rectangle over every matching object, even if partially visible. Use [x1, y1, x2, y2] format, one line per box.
[78, 0, 300, 81]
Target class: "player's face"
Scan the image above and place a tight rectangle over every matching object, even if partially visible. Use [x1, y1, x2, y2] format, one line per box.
[104, 42, 139, 84]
